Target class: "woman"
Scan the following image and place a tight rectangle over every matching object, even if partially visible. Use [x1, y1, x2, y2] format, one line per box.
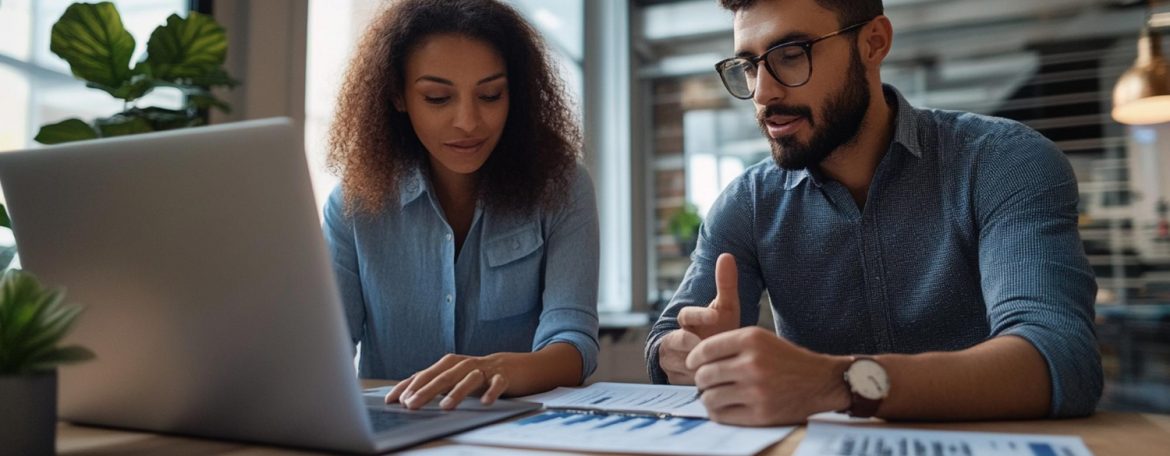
[324, 0, 598, 411]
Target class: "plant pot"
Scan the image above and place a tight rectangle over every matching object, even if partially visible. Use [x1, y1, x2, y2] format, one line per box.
[0, 370, 58, 456]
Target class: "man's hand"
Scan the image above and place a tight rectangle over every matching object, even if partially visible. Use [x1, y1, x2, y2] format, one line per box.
[679, 253, 741, 338]
[386, 353, 509, 410]
[687, 326, 851, 426]
[658, 253, 742, 384]
[659, 329, 702, 384]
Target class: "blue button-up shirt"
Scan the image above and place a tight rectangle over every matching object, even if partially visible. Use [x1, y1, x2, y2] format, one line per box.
[646, 85, 1101, 417]
[325, 163, 600, 382]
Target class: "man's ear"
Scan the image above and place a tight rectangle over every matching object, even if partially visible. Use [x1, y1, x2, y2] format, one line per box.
[859, 15, 893, 66]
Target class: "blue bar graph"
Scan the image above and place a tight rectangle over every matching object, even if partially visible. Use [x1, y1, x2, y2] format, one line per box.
[563, 414, 607, 426]
[595, 416, 637, 429]
[671, 418, 706, 435]
[517, 411, 571, 426]
[1028, 442, 1058, 456]
[630, 417, 659, 430]
[452, 406, 794, 456]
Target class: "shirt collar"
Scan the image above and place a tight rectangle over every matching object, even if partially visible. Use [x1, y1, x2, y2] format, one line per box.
[782, 84, 921, 190]
[398, 166, 428, 207]
[886, 84, 924, 159]
[398, 166, 486, 217]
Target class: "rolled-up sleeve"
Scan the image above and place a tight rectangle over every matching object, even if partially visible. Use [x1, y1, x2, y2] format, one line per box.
[645, 176, 765, 384]
[976, 130, 1102, 417]
[323, 186, 367, 349]
[533, 164, 601, 383]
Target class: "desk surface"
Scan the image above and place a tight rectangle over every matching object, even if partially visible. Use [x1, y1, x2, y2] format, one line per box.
[58, 380, 1170, 456]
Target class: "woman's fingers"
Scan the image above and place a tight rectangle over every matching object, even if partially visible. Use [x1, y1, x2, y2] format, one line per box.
[385, 375, 415, 404]
[405, 359, 478, 409]
[440, 369, 487, 410]
[400, 355, 465, 408]
[480, 373, 509, 405]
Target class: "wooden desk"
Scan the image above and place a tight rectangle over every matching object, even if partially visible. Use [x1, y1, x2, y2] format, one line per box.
[58, 380, 1170, 455]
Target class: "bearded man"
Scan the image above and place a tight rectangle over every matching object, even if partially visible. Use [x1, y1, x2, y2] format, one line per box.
[646, 0, 1101, 426]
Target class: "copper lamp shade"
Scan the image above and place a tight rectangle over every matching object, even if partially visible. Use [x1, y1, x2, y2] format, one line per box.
[1113, 27, 1170, 125]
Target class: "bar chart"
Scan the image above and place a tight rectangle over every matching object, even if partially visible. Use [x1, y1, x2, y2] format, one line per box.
[452, 409, 794, 456]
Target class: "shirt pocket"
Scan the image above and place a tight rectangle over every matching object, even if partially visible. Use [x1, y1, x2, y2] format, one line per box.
[480, 225, 544, 320]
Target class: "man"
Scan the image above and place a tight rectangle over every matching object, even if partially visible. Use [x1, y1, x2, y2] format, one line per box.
[645, 0, 1101, 426]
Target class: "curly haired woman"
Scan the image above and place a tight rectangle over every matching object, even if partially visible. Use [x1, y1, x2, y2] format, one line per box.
[324, 0, 598, 411]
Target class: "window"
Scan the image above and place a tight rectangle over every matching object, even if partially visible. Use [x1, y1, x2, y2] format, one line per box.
[0, 0, 191, 265]
[0, 0, 190, 152]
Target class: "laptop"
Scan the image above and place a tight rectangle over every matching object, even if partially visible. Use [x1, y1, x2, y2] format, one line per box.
[0, 118, 538, 454]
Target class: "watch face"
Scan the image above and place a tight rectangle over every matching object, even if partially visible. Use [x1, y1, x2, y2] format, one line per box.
[846, 359, 889, 400]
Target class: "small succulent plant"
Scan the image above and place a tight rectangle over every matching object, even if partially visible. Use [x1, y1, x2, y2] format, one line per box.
[0, 269, 94, 375]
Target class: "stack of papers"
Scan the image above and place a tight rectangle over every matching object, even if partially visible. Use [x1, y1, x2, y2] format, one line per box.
[450, 382, 795, 456]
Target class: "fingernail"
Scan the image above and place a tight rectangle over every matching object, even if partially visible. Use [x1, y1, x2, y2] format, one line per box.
[440, 397, 453, 409]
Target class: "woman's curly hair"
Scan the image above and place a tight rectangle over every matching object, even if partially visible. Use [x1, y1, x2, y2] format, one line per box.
[328, 0, 582, 216]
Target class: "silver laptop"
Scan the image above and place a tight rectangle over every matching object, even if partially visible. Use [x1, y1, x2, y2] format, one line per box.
[0, 118, 538, 454]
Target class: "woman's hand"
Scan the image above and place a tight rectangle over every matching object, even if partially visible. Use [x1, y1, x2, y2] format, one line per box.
[385, 353, 511, 410]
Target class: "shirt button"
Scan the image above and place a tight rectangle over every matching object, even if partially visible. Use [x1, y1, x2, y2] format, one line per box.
[445, 294, 453, 304]
[511, 239, 520, 250]
[445, 233, 452, 241]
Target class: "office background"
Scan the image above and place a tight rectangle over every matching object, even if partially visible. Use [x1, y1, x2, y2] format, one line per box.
[1, 0, 1167, 413]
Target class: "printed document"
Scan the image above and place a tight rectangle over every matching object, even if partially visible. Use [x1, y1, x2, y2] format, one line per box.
[795, 422, 1093, 456]
[520, 382, 708, 418]
[451, 409, 794, 456]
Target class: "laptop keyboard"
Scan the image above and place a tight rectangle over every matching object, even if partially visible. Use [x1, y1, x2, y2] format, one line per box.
[367, 407, 442, 433]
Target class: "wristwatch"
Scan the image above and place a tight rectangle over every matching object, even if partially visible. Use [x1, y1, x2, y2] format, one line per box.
[842, 356, 889, 418]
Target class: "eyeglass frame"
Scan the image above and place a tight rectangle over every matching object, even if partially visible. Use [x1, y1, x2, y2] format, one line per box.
[714, 19, 874, 99]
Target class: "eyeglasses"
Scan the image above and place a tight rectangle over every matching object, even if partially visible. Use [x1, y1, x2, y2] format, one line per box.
[715, 20, 871, 99]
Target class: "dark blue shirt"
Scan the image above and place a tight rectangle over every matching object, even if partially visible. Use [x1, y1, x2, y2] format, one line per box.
[646, 85, 1101, 417]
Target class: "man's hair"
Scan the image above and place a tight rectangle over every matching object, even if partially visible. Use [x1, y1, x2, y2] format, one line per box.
[718, 0, 883, 28]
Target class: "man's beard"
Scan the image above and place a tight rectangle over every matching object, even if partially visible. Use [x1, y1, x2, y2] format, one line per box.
[758, 47, 870, 171]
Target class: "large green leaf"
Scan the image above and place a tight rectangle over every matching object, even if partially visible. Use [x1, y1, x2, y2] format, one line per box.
[0, 203, 9, 229]
[145, 12, 228, 81]
[95, 75, 156, 102]
[187, 93, 232, 114]
[96, 114, 153, 137]
[133, 107, 201, 130]
[34, 118, 100, 145]
[27, 346, 95, 374]
[49, 2, 136, 98]
[188, 67, 238, 88]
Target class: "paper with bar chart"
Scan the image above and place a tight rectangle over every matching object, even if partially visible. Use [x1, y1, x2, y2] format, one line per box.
[450, 409, 794, 456]
[519, 382, 709, 418]
[795, 423, 1094, 456]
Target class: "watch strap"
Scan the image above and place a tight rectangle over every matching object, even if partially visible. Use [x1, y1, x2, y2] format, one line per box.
[848, 390, 881, 418]
[844, 356, 884, 418]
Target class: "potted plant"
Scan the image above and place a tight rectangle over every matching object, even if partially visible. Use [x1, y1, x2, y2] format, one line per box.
[35, 1, 237, 144]
[0, 269, 94, 455]
[668, 203, 703, 257]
